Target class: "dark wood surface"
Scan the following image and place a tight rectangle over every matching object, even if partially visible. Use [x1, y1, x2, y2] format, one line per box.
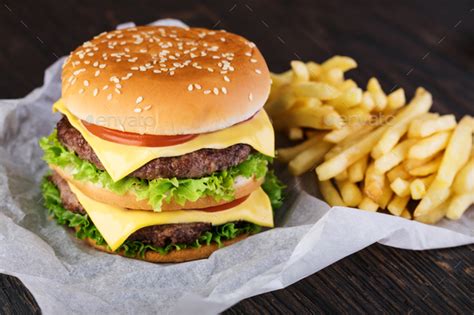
[1, 0, 473, 313]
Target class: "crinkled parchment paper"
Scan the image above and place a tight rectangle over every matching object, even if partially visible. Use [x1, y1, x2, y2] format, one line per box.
[0, 19, 472, 314]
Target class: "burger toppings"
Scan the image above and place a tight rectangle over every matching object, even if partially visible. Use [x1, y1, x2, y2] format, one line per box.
[52, 99, 275, 182]
[82, 119, 199, 147]
[40, 127, 273, 211]
[42, 177, 261, 255]
[39, 25, 283, 262]
[56, 116, 254, 179]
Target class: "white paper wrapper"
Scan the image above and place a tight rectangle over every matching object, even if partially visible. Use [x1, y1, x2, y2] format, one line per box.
[0, 19, 473, 315]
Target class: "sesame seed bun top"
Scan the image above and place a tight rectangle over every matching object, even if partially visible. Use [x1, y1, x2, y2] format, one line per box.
[61, 26, 271, 135]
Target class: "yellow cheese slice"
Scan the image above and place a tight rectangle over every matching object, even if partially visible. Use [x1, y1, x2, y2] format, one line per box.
[67, 181, 274, 251]
[53, 99, 275, 181]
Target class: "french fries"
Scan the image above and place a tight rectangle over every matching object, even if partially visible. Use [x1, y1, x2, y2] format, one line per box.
[371, 89, 432, 159]
[267, 56, 473, 224]
[407, 131, 450, 160]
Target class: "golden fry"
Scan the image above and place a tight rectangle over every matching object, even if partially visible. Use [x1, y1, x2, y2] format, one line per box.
[400, 209, 412, 220]
[408, 155, 442, 176]
[326, 87, 363, 109]
[414, 179, 451, 218]
[288, 141, 333, 176]
[336, 180, 363, 207]
[291, 60, 310, 83]
[319, 180, 346, 207]
[306, 61, 321, 80]
[321, 56, 357, 72]
[408, 131, 450, 160]
[363, 163, 386, 203]
[452, 152, 474, 194]
[360, 91, 376, 112]
[348, 155, 369, 183]
[273, 105, 344, 130]
[415, 198, 450, 224]
[374, 139, 416, 173]
[390, 177, 411, 198]
[446, 194, 474, 220]
[408, 114, 456, 138]
[386, 88, 406, 111]
[367, 77, 387, 111]
[292, 81, 341, 100]
[324, 122, 365, 143]
[277, 132, 326, 162]
[358, 197, 379, 212]
[435, 116, 473, 186]
[371, 88, 432, 158]
[387, 164, 411, 182]
[388, 195, 410, 216]
[317, 124, 388, 180]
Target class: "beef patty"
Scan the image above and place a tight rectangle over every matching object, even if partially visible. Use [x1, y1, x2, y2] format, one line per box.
[50, 172, 211, 248]
[57, 116, 252, 180]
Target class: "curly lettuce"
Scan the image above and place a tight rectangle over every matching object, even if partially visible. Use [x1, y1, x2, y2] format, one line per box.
[41, 178, 262, 257]
[39, 130, 273, 211]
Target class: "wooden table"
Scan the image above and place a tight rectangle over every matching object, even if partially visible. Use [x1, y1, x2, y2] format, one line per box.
[1, 1, 473, 313]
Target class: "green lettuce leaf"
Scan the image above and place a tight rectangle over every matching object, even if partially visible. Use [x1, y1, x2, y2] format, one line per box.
[41, 178, 261, 257]
[39, 130, 273, 210]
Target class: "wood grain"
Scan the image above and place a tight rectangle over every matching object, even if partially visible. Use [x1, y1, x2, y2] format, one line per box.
[0, 0, 473, 313]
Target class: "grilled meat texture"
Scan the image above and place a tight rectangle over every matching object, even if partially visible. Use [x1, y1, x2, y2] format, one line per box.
[56, 116, 252, 180]
[49, 172, 212, 248]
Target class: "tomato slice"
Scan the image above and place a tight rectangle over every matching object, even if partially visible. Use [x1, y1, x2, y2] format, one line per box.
[82, 121, 198, 147]
[81, 110, 259, 147]
[196, 195, 250, 212]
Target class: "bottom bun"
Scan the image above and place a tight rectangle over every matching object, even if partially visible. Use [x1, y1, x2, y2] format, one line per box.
[52, 165, 263, 211]
[85, 234, 248, 263]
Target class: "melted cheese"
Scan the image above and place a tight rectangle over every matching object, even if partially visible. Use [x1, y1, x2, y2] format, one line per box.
[53, 99, 275, 181]
[67, 182, 274, 251]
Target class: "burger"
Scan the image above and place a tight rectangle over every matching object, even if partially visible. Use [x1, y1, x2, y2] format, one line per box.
[39, 25, 284, 263]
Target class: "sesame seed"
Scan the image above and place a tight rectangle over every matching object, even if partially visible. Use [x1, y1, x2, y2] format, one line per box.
[213, 88, 219, 95]
[136, 96, 143, 104]
[224, 75, 230, 82]
[115, 83, 122, 89]
[99, 64, 106, 69]
[107, 94, 112, 101]
[153, 69, 162, 74]
[143, 105, 152, 111]
[95, 70, 100, 77]
[83, 80, 89, 87]
[79, 88, 84, 94]
[115, 88, 121, 94]
[93, 88, 99, 96]
[169, 71, 175, 76]
[187, 84, 193, 91]
[248, 93, 253, 101]
[102, 85, 109, 90]
[245, 52, 252, 57]
[204, 89, 211, 95]
[250, 58, 257, 63]
[73, 69, 85, 76]
[194, 83, 202, 90]
[134, 107, 142, 113]
[221, 87, 228, 94]
[139, 66, 146, 71]
[255, 69, 262, 74]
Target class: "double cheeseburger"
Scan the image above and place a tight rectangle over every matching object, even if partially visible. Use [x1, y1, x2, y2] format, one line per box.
[40, 26, 283, 263]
